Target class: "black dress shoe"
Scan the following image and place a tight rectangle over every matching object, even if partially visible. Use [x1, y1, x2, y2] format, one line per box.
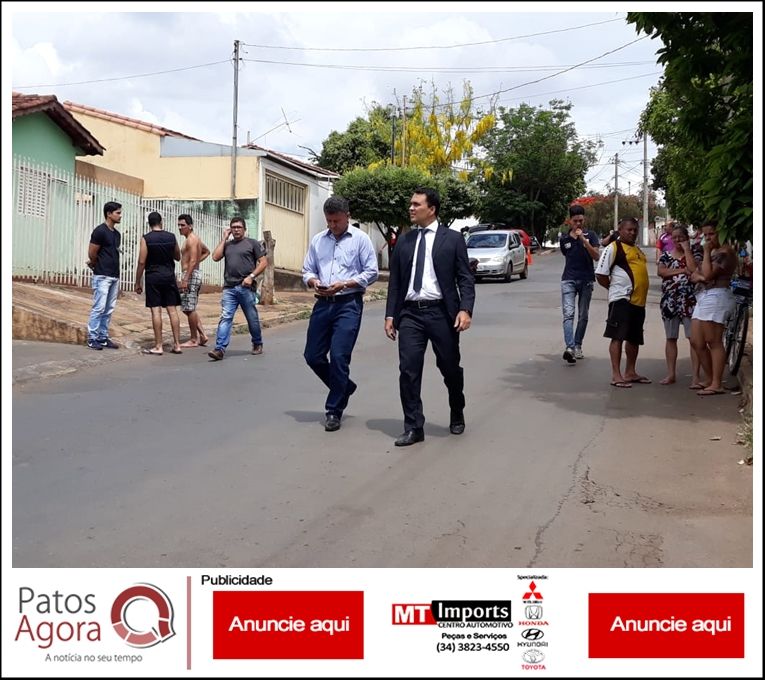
[449, 422, 465, 435]
[325, 414, 341, 432]
[394, 429, 425, 446]
[450, 412, 465, 435]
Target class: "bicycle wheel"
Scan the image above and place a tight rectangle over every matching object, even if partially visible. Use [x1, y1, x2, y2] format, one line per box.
[723, 310, 736, 361]
[727, 305, 749, 376]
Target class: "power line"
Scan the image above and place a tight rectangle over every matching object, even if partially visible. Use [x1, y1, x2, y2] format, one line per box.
[457, 36, 648, 109]
[495, 71, 660, 106]
[14, 60, 231, 89]
[241, 57, 654, 75]
[242, 16, 625, 52]
[583, 127, 639, 139]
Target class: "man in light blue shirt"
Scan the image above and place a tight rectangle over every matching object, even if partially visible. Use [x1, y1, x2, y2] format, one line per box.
[302, 196, 378, 432]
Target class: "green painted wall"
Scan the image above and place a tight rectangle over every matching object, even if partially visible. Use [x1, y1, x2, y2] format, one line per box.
[12, 113, 82, 173]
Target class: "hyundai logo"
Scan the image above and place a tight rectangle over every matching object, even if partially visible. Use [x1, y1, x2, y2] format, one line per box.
[521, 628, 544, 640]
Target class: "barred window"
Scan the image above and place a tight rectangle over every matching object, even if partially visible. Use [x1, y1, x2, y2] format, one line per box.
[265, 173, 306, 214]
[16, 166, 49, 218]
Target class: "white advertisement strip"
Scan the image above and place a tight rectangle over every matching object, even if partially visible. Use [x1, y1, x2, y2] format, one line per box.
[2, 568, 761, 677]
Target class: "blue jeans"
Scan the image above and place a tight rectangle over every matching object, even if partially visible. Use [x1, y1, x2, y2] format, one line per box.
[303, 295, 363, 416]
[561, 280, 594, 348]
[88, 275, 120, 341]
[214, 286, 262, 352]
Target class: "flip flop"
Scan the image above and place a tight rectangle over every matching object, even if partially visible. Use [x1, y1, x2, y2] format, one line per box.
[170, 349, 183, 354]
[610, 381, 632, 389]
[198, 339, 208, 347]
[697, 388, 726, 396]
[688, 384, 706, 390]
[627, 377, 652, 384]
[141, 348, 163, 356]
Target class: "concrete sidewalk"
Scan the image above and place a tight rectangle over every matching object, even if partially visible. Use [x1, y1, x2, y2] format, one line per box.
[12, 280, 388, 384]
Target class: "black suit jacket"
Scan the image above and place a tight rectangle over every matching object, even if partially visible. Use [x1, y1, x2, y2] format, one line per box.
[385, 225, 475, 326]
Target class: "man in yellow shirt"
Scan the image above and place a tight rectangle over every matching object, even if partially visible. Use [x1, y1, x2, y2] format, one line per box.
[595, 217, 650, 388]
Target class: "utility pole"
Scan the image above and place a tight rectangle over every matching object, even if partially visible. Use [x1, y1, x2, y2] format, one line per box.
[401, 95, 407, 166]
[623, 133, 650, 245]
[391, 109, 396, 165]
[642, 133, 649, 246]
[613, 152, 619, 230]
[230, 39, 241, 202]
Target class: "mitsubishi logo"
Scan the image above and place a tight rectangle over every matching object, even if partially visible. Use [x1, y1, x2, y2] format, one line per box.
[523, 581, 543, 601]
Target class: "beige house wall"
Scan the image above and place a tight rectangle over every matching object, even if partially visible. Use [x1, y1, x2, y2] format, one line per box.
[69, 111, 260, 200]
[264, 203, 308, 272]
[74, 160, 144, 194]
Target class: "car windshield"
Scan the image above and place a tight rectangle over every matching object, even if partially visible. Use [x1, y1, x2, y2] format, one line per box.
[467, 233, 508, 248]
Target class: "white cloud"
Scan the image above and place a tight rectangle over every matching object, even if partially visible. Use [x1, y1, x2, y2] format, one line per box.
[7, 8, 671, 192]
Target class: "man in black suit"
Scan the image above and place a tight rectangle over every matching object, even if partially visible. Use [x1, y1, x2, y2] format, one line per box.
[384, 187, 476, 446]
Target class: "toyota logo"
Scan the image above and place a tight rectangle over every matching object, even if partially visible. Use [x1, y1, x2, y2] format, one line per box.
[521, 628, 544, 640]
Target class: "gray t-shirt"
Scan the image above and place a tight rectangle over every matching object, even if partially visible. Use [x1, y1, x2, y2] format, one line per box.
[223, 237, 266, 287]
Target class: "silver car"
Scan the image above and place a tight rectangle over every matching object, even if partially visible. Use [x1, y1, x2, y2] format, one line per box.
[466, 230, 528, 281]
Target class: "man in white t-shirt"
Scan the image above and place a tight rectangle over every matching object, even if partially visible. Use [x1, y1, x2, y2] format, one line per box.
[595, 218, 651, 389]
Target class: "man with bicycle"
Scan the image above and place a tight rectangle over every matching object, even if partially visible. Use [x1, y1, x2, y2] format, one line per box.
[689, 221, 737, 396]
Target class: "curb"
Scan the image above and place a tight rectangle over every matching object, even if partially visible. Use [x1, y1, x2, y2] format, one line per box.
[13, 294, 387, 386]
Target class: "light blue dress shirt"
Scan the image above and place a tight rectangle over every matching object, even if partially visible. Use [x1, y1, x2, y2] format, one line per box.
[302, 225, 379, 294]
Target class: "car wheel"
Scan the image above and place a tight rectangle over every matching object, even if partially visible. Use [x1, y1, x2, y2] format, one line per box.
[504, 261, 513, 282]
[519, 261, 528, 279]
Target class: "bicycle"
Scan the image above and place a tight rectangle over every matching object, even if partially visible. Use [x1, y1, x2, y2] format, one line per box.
[723, 276, 752, 376]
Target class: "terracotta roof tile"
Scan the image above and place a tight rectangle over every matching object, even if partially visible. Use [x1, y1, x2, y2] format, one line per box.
[12, 92, 105, 155]
[62, 101, 199, 140]
[13, 92, 58, 114]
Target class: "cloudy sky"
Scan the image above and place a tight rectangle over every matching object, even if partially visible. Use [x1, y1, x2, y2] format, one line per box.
[3, 3, 724, 195]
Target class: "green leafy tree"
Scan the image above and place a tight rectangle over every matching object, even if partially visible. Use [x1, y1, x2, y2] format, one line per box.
[433, 174, 480, 228]
[333, 167, 478, 258]
[641, 88, 707, 223]
[314, 105, 392, 174]
[627, 12, 753, 241]
[333, 166, 428, 258]
[571, 191, 661, 236]
[477, 100, 598, 243]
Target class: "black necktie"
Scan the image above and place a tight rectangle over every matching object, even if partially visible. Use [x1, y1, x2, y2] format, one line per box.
[413, 228, 426, 293]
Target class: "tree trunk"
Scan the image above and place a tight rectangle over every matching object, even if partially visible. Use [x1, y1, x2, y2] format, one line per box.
[260, 230, 276, 305]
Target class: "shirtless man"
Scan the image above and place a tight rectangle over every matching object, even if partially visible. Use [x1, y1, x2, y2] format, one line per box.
[177, 214, 210, 347]
[689, 221, 737, 396]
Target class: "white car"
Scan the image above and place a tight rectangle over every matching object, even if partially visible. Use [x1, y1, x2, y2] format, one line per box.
[466, 230, 528, 281]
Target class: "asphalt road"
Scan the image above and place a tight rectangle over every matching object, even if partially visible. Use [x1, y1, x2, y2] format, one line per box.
[12, 252, 752, 567]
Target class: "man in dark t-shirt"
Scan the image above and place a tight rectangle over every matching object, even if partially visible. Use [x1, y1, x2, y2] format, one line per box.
[559, 204, 600, 363]
[207, 216, 268, 360]
[86, 201, 123, 350]
[134, 212, 183, 355]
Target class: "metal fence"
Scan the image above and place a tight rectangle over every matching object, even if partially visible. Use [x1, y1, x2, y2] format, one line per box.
[12, 156, 230, 292]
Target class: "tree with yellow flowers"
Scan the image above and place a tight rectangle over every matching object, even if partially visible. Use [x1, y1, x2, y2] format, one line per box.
[375, 81, 495, 178]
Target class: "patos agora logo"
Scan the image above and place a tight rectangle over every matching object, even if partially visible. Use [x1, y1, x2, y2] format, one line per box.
[111, 584, 175, 648]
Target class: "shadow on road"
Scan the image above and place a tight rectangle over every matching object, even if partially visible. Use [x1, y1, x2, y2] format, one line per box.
[285, 410, 324, 423]
[502, 353, 740, 426]
[365, 418, 453, 438]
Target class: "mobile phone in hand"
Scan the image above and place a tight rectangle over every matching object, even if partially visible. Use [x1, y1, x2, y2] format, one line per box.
[316, 284, 329, 290]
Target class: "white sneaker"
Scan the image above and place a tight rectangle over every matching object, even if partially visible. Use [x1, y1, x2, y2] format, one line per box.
[574, 347, 584, 359]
